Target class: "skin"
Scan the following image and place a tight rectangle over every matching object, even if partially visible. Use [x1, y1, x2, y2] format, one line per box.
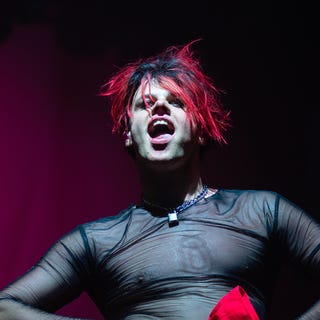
[125, 80, 214, 210]
[127, 81, 199, 162]
[0, 81, 215, 320]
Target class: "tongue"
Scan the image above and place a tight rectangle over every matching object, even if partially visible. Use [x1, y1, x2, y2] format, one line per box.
[150, 133, 172, 144]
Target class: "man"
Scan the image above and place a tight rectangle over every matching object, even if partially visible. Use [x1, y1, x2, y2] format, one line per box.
[0, 41, 319, 319]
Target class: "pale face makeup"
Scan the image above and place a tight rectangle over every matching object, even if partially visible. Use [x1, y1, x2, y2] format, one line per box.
[126, 81, 201, 164]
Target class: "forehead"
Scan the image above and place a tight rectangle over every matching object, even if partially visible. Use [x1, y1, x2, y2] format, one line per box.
[132, 80, 171, 101]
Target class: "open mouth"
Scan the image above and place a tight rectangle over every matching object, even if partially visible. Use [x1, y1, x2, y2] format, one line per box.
[148, 118, 175, 144]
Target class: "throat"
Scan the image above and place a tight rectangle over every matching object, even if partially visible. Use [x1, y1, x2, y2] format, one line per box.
[139, 198, 178, 216]
[140, 185, 209, 227]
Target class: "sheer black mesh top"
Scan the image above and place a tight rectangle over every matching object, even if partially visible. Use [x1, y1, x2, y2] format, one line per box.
[2, 189, 320, 319]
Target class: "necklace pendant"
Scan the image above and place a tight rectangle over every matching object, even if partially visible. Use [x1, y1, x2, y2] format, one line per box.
[168, 212, 179, 227]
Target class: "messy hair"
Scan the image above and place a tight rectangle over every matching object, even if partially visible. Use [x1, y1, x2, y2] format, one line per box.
[100, 40, 231, 144]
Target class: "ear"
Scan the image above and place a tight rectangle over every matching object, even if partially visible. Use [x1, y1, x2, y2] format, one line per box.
[198, 136, 206, 146]
[124, 131, 132, 147]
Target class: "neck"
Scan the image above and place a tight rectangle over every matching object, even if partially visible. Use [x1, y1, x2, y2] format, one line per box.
[136, 155, 204, 209]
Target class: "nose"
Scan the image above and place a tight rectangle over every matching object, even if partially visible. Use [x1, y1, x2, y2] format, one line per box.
[151, 100, 170, 116]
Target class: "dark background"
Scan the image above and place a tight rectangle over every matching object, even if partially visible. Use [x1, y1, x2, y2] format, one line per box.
[0, 1, 318, 319]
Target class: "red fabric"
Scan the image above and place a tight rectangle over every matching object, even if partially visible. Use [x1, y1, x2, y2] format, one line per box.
[208, 286, 260, 320]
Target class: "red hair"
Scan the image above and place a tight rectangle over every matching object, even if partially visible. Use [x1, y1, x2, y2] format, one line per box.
[100, 40, 231, 144]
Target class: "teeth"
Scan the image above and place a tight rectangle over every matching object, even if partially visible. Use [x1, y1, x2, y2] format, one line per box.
[148, 118, 174, 138]
[153, 120, 168, 127]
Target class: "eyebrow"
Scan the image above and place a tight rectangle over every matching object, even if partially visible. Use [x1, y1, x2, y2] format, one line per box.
[136, 92, 176, 102]
[134, 93, 154, 105]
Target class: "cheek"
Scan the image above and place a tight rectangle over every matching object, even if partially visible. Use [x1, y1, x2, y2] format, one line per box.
[130, 120, 146, 142]
[181, 116, 196, 135]
[177, 109, 194, 127]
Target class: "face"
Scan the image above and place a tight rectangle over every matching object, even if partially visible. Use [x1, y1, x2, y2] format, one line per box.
[126, 81, 202, 164]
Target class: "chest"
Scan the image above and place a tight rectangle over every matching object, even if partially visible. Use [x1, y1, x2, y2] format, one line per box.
[100, 220, 270, 285]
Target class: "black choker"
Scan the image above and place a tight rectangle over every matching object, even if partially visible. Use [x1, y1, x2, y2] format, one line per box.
[141, 185, 209, 227]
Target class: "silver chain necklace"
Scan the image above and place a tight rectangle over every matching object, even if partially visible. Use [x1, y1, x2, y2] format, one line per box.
[141, 185, 209, 227]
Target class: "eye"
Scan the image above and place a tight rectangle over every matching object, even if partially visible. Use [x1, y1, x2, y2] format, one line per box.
[170, 98, 184, 108]
[135, 99, 153, 110]
[135, 101, 146, 110]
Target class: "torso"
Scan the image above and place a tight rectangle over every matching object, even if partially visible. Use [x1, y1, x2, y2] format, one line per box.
[83, 189, 282, 319]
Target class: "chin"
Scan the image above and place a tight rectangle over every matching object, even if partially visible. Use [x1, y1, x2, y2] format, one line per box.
[144, 152, 186, 169]
[150, 149, 183, 161]
[135, 143, 185, 163]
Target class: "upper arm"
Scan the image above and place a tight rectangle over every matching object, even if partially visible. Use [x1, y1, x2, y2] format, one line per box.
[0, 227, 92, 312]
[276, 195, 320, 275]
